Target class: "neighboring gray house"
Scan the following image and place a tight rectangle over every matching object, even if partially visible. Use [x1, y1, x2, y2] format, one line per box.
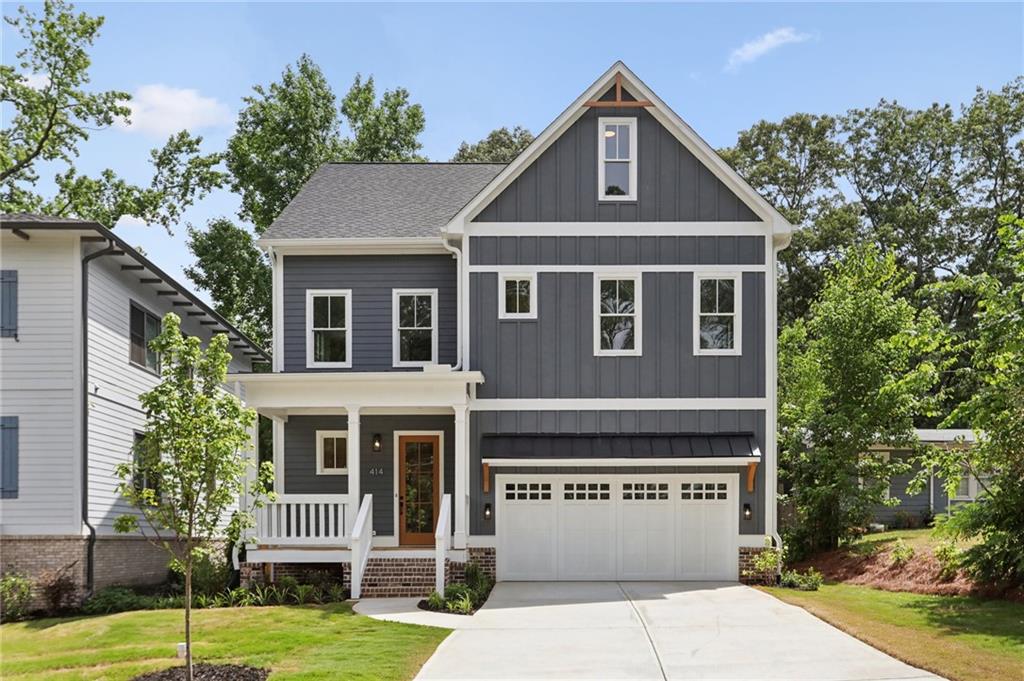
[231, 62, 794, 596]
[0, 214, 268, 598]
[869, 429, 980, 528]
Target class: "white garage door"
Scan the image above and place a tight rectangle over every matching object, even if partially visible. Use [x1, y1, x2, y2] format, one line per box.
[497, 474, 738, 581]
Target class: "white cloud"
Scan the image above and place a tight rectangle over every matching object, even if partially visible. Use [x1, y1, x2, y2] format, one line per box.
[725, 27, 814, 72]
[118, 84, 232, 136]
[22, 72, 50, 89]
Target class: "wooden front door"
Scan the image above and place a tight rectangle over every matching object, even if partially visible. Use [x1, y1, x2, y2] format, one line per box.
[398, 435, 441, 545]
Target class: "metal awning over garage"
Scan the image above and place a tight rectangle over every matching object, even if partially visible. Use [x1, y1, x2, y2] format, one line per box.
[481, 433, 761, 467]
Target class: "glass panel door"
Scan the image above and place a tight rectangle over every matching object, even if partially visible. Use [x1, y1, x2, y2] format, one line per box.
[399, 436, 439, 545]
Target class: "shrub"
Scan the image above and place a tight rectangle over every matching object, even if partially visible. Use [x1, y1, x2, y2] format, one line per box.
[890, 538, 915, 567]
[444, 583, 473, 601]
[445, 591, 474, 615]
[779, 568, 823, 591]
[426, 590, 445, 610]
[325, 583, 348, 603]
[892, 511, 919, 530]
[38, 563, 80, 614]
[83, 587, 147, 615]
[1, 573, 33, 622]
[187, 554, 233, 598]
[934, 540, 963, 581]
[294, 584, 316, 604]
[743, 538, 783, 584]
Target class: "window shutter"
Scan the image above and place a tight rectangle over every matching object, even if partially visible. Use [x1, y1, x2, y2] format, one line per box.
[0, 270, 17, 338]
[0, 416, 18, 499]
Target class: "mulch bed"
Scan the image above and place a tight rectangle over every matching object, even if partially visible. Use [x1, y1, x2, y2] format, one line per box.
[133, 664, 269, 681]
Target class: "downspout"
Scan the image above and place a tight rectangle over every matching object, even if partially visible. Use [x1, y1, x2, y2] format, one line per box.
[441, 232, 463, 371]
[81, 238, 119, 597]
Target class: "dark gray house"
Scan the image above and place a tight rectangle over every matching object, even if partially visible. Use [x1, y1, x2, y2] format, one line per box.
[231, 62, 794, 596]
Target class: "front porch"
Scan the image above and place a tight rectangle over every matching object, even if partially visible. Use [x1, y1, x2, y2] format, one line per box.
[229, 370, 485, 596]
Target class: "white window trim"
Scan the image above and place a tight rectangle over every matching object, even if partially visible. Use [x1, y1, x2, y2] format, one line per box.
[593, 273, 642, 357]
[953, 472, 981, 501]
[598, 116, 637, 202]
[498, 273, 537, 320]
[392, 288, 439, 368]
[306, 289, 353, 369]
[693, 273, 742, 356]
[316, 430, 348, 475]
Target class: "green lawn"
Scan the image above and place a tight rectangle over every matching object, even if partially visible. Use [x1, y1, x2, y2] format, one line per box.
[764, 584, 1024, 681]
[1, 603, 450, 680]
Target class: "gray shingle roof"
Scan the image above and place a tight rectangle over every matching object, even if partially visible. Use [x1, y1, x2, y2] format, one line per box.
[262, 163, 505, 240]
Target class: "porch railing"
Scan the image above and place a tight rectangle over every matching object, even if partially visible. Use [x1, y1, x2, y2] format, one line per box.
[349, 494, 374, 599]
[434, 494, 452, 593]
[254, 494, 348, 546]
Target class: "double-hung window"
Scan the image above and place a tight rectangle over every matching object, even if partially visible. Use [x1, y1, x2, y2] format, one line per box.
[694, 275, 741, 355]
[129, 302, 161, 373]
[599, 117, 637, 201]
[594, 274, 641, 356]
[499, 273, 536, 320]
[393, 289, 437, 366]
[1, 270, 17, 339]
[316, 430, 348, 475]
[306, 290, 351, 368]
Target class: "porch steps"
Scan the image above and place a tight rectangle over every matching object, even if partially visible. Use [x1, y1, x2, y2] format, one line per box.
[358, 556, 436, 598]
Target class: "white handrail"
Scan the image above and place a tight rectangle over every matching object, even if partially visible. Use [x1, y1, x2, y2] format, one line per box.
[435, 494, 452, 594]
[349, 494, 374, 599]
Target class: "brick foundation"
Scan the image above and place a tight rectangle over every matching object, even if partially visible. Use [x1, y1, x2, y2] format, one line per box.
[1, 535, 177, 610]
[738, 546, 778, 585]
[467, 547, 496, 580]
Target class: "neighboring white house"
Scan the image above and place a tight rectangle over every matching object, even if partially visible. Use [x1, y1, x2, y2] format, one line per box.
[0, 214, 268, 597]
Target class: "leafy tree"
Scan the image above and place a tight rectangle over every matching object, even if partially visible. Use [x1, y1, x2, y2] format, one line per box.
[114, 313, 273, 681]
[778, 246, 948, 558]
[913, 215, 1024, 586]
[185, 218, 271, 346]
[451, 125, 534, 163]
[1, 1, 224, 230]
[188, 59, 426, 347]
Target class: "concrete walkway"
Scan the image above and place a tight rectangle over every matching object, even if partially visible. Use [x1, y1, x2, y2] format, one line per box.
[361, 582, 941, 680]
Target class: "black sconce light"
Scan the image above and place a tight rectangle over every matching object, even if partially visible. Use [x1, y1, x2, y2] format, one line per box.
[371, 433, 382, 452]
[743, 503, 753, 521]
[483, 503, 492, 521]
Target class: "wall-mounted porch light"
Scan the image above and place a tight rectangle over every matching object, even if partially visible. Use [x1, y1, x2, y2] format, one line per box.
[743, 503, 753, 521]
[371, 433, 382, 452]
[483, 503, 492, 521]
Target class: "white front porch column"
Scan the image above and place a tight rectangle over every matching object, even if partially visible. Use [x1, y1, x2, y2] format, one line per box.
[346, 405, 361, 536]
[453, 405, 469, 549]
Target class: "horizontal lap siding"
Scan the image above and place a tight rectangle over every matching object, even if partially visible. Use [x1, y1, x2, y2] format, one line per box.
[470, 235, 765, 266]
[470, 409, 766, 536]
[282, 255, 457, 372]
[471, 271, 765, 399]
[472, 95, 760, 223]
[0, 233, 78, 533]
[873, 452, 934, 525]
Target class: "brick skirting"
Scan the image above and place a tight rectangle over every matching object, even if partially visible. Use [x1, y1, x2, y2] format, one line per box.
[738, 546, 777, 585]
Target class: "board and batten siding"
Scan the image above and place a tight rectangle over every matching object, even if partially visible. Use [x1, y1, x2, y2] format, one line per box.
[473, 87, 760, 223]
[0, 232, 80, 534]
[470, 271, 765, 400]
[469, 235, 765, 266]
[470, 409, 766, 536]
[282, 414, 455, 536]
[85, 256, 251, 534]
[281, 255, 457, 372]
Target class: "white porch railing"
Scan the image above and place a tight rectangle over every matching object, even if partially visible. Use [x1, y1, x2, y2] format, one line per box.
[435, 493, 452, 594]
[349, 494, 374, 599]
[254, 494, 348, 546]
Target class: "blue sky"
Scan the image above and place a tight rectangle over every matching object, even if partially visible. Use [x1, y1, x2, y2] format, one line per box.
[4, 2, 1022, 296]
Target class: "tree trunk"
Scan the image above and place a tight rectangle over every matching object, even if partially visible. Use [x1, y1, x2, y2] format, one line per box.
[185, 566, 193, 681]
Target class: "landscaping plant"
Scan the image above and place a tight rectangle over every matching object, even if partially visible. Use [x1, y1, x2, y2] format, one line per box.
[37, 562, 80, 614]
[889, 539, 915, 568]
[778, 246, 949, 559]
[779, 568, 824, 591]
[113, 313, 274, 681]
[0, 572, 33, 622]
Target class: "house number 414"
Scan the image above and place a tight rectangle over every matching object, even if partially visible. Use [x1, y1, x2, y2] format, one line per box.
[368, 466, 385, 476]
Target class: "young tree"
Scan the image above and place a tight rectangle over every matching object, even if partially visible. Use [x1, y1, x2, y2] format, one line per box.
[1, 1, 224, 230]
[913, 215, 1024, 586]
[114, 314, 272, 681]
[451, 125, 534, 163]
[779, 246, 948, 558]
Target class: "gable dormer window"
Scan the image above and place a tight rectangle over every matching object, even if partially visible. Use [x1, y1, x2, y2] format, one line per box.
[599, 117, 637, 201]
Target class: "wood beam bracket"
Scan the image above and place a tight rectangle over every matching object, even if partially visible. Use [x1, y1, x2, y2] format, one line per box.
[482, 463, 490, 494]
[584, 72, 654, 108]
[746, 462, 758, 493]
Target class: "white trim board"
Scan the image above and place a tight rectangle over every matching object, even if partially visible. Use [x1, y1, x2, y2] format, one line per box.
[467, 222, 770, 236]
[483, 457, 759, 467]
[470, 398, 768, 411]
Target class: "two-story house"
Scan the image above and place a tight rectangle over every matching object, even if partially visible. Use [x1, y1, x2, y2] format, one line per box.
[0, 214, 268, 600]
[231, 62, 793, 597]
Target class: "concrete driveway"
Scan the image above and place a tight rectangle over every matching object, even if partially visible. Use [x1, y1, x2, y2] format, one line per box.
[413, 581, 940, 680]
